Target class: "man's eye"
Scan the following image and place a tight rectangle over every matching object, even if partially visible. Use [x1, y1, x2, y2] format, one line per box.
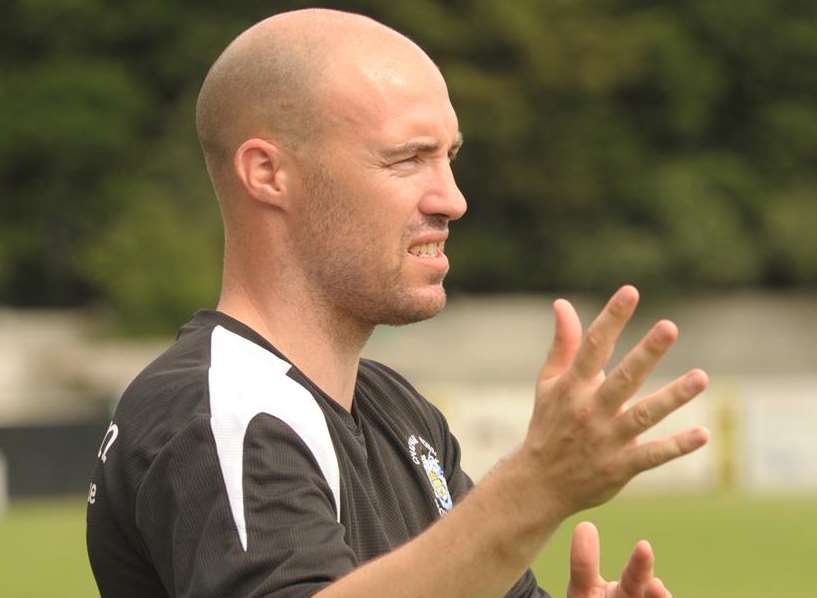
[391, 155, 421, 169]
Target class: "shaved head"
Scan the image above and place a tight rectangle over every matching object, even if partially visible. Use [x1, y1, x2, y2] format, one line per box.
[202, 8, 465, 335]
[195, 9, 432, 192]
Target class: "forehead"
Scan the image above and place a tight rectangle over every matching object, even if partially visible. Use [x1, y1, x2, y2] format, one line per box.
[319, 49, 459, 147]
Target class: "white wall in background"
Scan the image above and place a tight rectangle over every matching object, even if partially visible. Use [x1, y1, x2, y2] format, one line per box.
[431, 378, 817, 495]
[741, 377, 817, 492]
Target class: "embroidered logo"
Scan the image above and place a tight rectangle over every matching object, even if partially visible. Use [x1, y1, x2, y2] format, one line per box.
[407, 434, 453, 514]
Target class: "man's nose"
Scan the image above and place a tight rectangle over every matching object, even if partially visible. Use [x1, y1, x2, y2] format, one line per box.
[419, 162, 468, 221]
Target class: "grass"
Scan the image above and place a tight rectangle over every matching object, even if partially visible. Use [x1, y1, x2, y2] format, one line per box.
[1, 494, 814, 597]
[0, 496, 97, 598]
[532, 494, 817, 597]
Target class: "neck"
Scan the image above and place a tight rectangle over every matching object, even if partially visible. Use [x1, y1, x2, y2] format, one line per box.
[217, 250, 372, 411]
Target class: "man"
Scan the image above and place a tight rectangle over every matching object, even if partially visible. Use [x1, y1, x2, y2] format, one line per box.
[87, 8, 709, 598]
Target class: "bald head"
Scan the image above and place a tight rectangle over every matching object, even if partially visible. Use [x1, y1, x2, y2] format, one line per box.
[195, 9, 435, 190]
[202, 9, 465, 333]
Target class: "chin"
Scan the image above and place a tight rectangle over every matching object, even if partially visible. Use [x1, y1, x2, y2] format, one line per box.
[380, 285, 447, 326]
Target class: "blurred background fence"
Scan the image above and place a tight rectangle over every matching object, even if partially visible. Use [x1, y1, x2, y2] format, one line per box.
[1, 291, 815, 499]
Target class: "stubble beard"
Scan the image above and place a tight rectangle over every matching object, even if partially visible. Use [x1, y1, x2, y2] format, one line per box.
[295, 162, 448, 329]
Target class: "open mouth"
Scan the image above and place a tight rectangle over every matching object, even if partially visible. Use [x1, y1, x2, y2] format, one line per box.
[408, 241, 444, 258]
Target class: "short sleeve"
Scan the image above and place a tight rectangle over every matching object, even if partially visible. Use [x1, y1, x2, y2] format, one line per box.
[134, 414, 357, 598]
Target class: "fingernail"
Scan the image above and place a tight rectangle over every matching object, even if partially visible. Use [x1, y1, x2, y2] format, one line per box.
[655, 320, 678, 343]
[616, 287, 636, 307]
[686, 371, 707, 393]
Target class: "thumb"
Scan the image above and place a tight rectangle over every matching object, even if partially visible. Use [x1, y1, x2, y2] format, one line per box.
[568, 521, 603, 596]
[539, 298, 582, 381]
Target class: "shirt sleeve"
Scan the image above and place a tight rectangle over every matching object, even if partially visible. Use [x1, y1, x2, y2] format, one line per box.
[134, 414, 357, 598]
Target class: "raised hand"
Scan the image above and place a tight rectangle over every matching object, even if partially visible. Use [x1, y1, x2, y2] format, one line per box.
[524, 285, 709, 517]
[568, 522, 672, 598]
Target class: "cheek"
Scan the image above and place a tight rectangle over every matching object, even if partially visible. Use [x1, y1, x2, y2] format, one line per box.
[334, 174, 417, 257]
[362, 204, 413, 252]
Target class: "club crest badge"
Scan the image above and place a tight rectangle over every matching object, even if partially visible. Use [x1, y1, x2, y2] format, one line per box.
[407, 434, 453, 514]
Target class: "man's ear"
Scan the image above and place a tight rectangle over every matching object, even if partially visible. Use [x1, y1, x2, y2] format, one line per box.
[233, 138, 290, 209]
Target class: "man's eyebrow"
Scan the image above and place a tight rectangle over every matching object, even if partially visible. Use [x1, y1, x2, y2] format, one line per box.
[380, 131, 464, 159]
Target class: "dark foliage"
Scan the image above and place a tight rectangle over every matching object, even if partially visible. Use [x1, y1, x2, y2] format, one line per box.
[2, 1, 815, 331]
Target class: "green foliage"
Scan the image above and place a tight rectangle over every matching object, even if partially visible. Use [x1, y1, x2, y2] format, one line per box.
[2, 1, 816, 330]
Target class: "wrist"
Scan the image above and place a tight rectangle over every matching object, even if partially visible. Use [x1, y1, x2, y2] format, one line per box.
[473, 447, 572, 555]
[507, 445, 574, 522]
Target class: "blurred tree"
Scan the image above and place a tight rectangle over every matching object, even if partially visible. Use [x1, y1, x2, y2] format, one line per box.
[1, 0, 815, 332]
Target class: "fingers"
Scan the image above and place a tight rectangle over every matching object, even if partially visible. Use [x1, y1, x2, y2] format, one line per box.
[629, 426, 710, 475]
[530, 286, 708, 517]
[615, 369, 709, 439]
[618, 540, 654, 595]
[646, 578, 671, 598]
[570, 286, 639, 381]
[597, 320, 678, 411]
[539, 298, 582, 380]
[568, 522, 602, 593]
[570, 526, 673, 598]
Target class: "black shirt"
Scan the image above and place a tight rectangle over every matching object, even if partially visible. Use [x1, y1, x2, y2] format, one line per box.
[86, 310, 549, 597]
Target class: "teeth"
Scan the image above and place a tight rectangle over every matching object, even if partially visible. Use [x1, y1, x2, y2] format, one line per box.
[409, 241, 443, 257]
